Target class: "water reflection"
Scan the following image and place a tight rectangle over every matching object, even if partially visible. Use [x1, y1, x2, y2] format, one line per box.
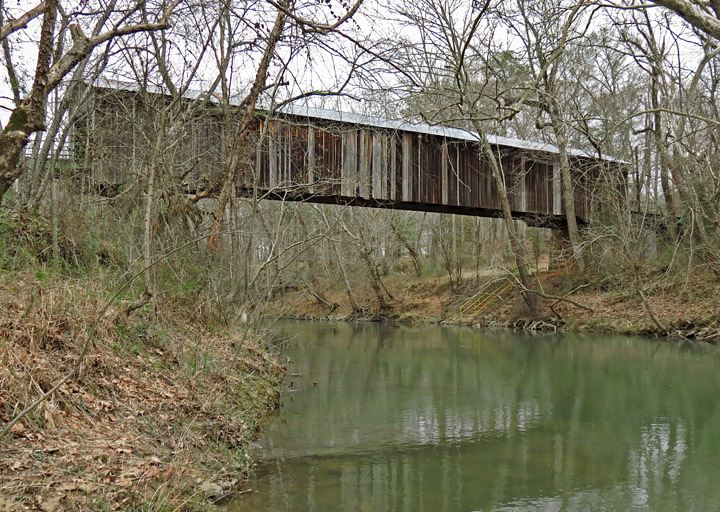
[231, 322, 720, 511]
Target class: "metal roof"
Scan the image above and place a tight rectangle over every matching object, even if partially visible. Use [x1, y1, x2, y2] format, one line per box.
[276, 103, 617, 161]
[92, 78, 619, 162]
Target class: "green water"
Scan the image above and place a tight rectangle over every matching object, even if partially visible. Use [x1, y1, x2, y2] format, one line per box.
[230, 321, 720, 511]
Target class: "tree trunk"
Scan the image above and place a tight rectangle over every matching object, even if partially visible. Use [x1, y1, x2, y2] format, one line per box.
[358, 247, 389, 311]
[390, 219, 422, 277]
[651, 77, 679, 241]
[207, 2, 288, 251]
[0, 106, 35, 200]
[333, 241, 362, 314]
[0, 0, 56, 203]
[477, 131, 542, 318]
[297, 211, 330, 305]
[143, 160, 157, 296]
[549, 97, 584, 271]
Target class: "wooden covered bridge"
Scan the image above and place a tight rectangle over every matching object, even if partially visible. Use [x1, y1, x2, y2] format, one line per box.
[79, 83, 622, 227]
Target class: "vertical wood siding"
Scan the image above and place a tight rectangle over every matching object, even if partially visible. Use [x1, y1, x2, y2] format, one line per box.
[82, 89, 611, 226]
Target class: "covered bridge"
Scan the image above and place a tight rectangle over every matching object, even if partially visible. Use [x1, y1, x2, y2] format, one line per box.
[77, 83, 623, 227]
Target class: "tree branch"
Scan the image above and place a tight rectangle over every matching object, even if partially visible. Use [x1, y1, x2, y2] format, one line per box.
[264, 0, 363, 34]
[46, 18, 174, 91]
[0, 2, 45, 42]
[648, 0, 720, 40]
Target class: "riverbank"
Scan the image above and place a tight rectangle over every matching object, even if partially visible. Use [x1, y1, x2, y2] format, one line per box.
[261, 269, 720, 342]
[0, 272, 285, 511]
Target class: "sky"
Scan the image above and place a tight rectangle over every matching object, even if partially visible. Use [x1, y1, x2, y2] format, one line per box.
[0, 0, 711, 135]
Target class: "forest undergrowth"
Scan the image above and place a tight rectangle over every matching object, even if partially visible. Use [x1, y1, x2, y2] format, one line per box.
[0, 210, 285, 511]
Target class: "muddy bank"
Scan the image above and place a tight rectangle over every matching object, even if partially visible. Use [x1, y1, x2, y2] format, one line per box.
[0, 275, 285, 511]
[261, 271, 720, 343]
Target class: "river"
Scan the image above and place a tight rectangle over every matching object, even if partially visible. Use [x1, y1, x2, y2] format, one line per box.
[230, 320, 720, 511]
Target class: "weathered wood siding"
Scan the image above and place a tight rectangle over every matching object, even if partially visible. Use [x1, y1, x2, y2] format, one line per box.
[79, 88, 607, 226]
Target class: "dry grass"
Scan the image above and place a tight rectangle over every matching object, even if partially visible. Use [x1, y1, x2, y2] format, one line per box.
[0, 274, 285, 511]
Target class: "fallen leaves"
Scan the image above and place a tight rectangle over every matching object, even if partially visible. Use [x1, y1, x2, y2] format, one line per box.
[0, 276, 284, 510]
[9, 423, 25, 436]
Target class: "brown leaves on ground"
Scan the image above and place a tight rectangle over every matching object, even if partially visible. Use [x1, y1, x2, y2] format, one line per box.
[552, 269, 720, 340]
[0, 274, 285, 511]
[262, 263, 720, 342]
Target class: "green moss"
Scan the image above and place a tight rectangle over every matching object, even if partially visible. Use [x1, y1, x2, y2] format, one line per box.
[5, 106, 29, 133]
[0, 107, 30, 161]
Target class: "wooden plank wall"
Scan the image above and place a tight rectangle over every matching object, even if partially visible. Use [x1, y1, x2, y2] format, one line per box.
[248, 119, 574, 220]
[83, 89, 604, 225]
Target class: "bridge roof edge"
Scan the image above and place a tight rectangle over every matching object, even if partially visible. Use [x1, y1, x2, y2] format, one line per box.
[90, 78, 625, 164]
[276, 103, 624, 163]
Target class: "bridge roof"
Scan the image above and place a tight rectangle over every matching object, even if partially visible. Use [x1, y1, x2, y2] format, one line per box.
[277, 104, 620, 162]
[92, 79, 621, 163]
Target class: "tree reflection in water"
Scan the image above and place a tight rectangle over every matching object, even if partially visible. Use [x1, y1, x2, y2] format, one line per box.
[231, 322, 720, 512]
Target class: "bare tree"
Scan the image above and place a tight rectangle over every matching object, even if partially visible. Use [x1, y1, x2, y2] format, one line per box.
[501, 0, 595, 270]
[0, 0, 179, 204]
